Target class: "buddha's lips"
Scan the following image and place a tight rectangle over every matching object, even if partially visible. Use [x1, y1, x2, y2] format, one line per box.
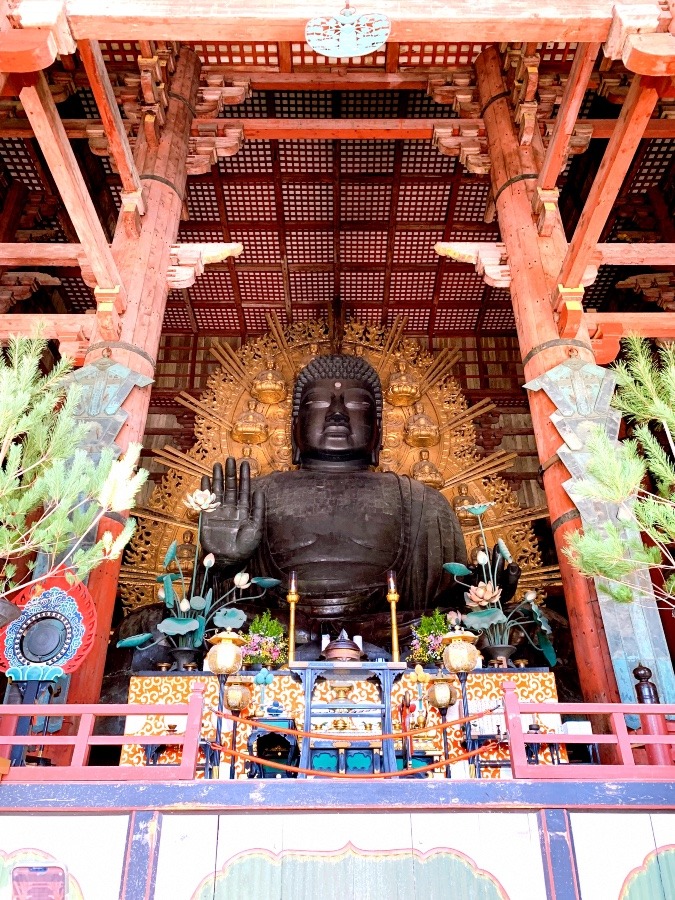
[323, 423, 350, 434]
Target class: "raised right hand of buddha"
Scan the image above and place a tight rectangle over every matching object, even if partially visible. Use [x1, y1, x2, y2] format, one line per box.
[199, 458, 265, 565]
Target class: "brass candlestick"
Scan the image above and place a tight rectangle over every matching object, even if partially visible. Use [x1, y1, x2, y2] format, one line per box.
[387, 569, 400, 663]
[287, 570, 299, 663]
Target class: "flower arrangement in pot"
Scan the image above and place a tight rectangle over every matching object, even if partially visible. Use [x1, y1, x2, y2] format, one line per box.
[116, 489, 280, 670]
[444, 501, 556, 666]
[242, 610, 288, 669]
[407, 609, 447, 667]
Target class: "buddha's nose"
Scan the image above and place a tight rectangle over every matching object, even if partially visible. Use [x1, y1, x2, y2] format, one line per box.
[325, 394, 349, 424]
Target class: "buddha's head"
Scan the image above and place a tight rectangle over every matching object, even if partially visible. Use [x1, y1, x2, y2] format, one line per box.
[292, 354, 382, 467]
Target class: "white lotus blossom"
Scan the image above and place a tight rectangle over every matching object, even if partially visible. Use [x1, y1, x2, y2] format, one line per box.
[157, 587, 166, 600]
[184, 489, 220, 512]
[234, 571, 251, 589]
[179, 599, 191, 613]
[203, 553, 215, 569]
[476, 550, 489, 566]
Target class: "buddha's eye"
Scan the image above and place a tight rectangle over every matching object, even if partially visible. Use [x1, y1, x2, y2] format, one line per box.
[345, 400, 371, 410]
[304, 399, 330, 409]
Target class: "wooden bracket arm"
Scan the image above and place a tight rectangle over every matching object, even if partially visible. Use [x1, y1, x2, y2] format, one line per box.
[604, 2, 675, 74]
[432, 124, 490, 174]
[435, 241, 510, 288]
[186, 128, 244, 174]
[167, 242, 244, 289]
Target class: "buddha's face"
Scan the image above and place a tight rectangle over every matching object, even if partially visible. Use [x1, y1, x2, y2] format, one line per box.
[294, 377, 379, 464]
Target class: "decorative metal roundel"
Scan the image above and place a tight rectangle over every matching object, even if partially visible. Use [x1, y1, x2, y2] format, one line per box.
[0, 574, 97, 673]
[305, 4, 391, 58]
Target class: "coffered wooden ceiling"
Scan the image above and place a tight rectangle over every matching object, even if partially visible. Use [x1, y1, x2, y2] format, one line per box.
[0, 37, 673, 421]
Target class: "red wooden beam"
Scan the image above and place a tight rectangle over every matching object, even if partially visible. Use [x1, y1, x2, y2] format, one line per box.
[558, 75, 670, 290]
[538, 43, 601, 192]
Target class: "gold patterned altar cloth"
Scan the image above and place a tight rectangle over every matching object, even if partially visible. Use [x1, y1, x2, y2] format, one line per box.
[121, 670, 561, 779]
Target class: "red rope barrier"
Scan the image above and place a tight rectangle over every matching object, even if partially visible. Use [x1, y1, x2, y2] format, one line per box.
[210, 740, 501, 779]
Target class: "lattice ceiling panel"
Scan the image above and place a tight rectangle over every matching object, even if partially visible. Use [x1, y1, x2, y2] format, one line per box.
[58, 277, 95, 312]
[389, 270, 436, 304]
[340, 141, 396, 175]
[397, 181, 452, 222]
[186, 270, 234, 303]
[290, 271, 333, 304]
[407, 93, 458, 119]
[243, 305, 287, 332]
[340, 182, 392, 220]
[342, 271, 386, 303]
[482, 306, 517, 332]
[237, 271, 285, 304]
[220, 140, 274, 174]
[393, 230, 443, 264]
[193, 305, 241, 332]
[401, 141, 456, 175]
[293, 305, 328, 322]
[282, 182, 333, 221]
[286, 230, 333, 264]
[386, 306, 431, 332]
[223, 182, 277, 221]
[454, 181, 491, 223]
[398, 43, 486, 66]
[434, 306, 481, 331]
[98, 41, 140, 64]
[340, 230, 388, 263]
[229, 229, 281, 264]
[178, 226, 225, 243]
[439, 269, 485, 303]
[186, 181, 221, 222]
[582, 265, 621, 309]
[279, 140, 332, 174]
[629, 139, 675, 194]
[0, 139, 42, 189]
[192, 42, 279, 66]
[340, 92, 400, 118]
[163, 303, 193, 332]
[346, 305, 384, 325]
[219, 91, 270, 118]
[272, 92, 332, 118]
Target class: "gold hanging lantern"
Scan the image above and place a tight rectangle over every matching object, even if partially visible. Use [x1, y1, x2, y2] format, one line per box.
[224, 680, 252, 711]
[427, 677, 458, 711]
[207, 630, 246, 675]
[442, 626, 482, 673]
[250, 358, 287, 405]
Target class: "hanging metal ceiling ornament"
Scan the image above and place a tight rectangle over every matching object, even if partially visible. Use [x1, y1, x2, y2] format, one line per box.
[305, 1, 391, 58]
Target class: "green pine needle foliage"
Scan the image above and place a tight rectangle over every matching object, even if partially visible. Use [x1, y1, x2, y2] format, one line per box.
[0, 337, 147, 599]
[565, 336, 675, 611]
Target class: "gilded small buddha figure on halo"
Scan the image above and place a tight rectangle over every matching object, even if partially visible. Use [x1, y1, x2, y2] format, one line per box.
[411, 449, 444, 490]
[231, 399, 269, 445]
[452, 482, 478, 527]
[384, 358, 420, 407]
[404, 401, 440, 448]
[250, 356, 287, 406]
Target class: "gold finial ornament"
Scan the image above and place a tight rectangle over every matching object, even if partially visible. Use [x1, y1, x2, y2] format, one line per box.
[385, 359, 421, 407]
[250, 357, 287, 405]
[231, 399, 269, 445]
[404, 401, 440, 448]
[411, 450, 444, 490]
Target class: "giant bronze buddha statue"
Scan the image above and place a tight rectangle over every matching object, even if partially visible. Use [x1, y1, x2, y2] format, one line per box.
[200, 355, 467, 627]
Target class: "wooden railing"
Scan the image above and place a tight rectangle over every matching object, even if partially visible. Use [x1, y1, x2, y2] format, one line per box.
[0, 683, 205, 782]
[502, 681, 675, 781]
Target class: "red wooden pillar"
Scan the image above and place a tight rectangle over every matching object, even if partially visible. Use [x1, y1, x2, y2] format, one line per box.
[475, 46, 619, 705]
[68, 48, 201, 704]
